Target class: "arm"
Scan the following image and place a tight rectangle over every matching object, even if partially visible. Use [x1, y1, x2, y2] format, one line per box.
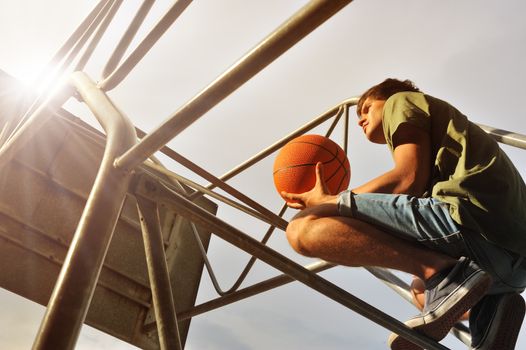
[353, 123, 431, 196]
[281, 123, 431, 210]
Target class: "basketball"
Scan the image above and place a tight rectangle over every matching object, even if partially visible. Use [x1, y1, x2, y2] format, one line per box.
[273, 134, 350, 202]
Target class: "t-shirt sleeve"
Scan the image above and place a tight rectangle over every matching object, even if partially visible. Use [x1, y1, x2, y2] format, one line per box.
[382, 92, 431, 150]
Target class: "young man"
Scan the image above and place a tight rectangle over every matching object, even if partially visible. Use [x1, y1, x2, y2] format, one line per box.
[282, 79, 526, 350]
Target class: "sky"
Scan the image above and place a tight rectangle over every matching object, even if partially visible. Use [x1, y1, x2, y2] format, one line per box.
[1, 0, 526, 349]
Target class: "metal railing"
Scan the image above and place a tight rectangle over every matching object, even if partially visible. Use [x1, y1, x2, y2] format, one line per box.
[2, 0, 526, 349]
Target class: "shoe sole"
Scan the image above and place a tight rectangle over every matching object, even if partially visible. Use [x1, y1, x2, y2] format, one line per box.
[388, 271, 492, 350]
[473, 293, 525, 350]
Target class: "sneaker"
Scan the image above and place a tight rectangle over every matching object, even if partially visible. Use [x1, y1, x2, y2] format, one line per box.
[388, 257, 492, 350]
[470, 293, 525, 350]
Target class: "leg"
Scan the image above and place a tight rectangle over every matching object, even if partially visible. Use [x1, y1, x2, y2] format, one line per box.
[286, 193, 492, 350]
[285, 203, 457, 281]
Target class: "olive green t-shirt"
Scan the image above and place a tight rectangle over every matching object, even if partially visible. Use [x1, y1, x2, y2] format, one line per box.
[382, 92, 526, 255]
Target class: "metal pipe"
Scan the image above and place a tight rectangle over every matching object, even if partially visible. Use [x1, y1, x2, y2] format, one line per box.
[144, 260, 335, 333]
[32, 72, 136, 350]
[343, 104, 349, 154]
[134, 176, 448, 350]
[137, 197, 182, 350]
[114, 0, 354, 171]
[4, 0, 116, 145]
[190, 204, 288, 297]
[206, 98, 358, 190]
[102, 0, 156, 78]
[75, 0, 124, 71]
[145, 163, 288, 230]
[477, 123, 526, 150]
[134, 127, 290, 229]
[178, 260, 335, 321]
[34, 0, 110, 86]
[99, 0, 192, 90]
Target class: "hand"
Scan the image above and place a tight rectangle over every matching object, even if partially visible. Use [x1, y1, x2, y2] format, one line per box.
[281, 162, 338, 210]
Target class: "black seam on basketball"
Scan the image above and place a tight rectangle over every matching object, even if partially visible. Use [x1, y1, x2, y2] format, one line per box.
[336, 168, 347, 192]
[273, 160, 333, 175]
[275, 140, 349, 191]
[288, 140, 339, 159]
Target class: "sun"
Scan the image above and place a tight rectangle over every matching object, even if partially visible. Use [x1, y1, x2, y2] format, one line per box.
[12, 59, 62, 96]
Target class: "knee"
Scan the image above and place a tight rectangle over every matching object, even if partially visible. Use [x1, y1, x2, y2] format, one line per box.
[285, 214, 317, 257]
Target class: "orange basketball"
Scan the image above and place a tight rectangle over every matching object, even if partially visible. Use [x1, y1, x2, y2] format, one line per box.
[273, 134, 350, 202]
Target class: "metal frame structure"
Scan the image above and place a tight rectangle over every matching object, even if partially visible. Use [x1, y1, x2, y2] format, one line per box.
[1, 0, 525, 349]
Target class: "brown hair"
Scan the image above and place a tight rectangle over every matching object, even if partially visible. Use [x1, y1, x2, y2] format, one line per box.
[357, 78, 420, 116]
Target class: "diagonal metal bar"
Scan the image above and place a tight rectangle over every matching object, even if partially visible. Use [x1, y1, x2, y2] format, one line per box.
[32, 72, 136, 350]
[3, 0, 116, 146]
[75, 0, 124, 71]
[205, 99, 356, 193]
[143, 260, 336, 333]
[477, 123, 526, 150]
[102, 0, 156, 78]
[178, 260, 335, 321]
[137, 196, 182, 350]
[136, 126, 289, 229]
[99, 0, 193, 90]
[114, 0, 354, 171]
[134, 175, 449, 350]
[189, 204, 288, 296]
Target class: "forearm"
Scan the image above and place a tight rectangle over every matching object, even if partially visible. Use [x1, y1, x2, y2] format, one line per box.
[351, 168, 424, 196]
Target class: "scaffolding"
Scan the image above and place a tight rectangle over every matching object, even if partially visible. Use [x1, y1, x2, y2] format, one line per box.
[1, 1, 525, 349]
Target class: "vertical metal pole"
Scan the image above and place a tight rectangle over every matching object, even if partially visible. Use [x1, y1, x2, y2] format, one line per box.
[32, 72, 137, 350]
[137, 196, 183, 350]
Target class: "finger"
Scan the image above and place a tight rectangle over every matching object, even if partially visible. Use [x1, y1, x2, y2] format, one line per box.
[315, 162, 329, 192]
[286, 201, 305, 210]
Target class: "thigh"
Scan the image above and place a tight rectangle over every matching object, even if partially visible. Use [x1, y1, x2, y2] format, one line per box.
[340, 191, 467, 258]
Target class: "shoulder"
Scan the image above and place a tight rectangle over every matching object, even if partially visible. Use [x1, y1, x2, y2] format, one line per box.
[384, 91, 430, 115]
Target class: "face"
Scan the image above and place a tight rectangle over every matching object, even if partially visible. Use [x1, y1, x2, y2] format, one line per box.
[357, 97, 386, 144]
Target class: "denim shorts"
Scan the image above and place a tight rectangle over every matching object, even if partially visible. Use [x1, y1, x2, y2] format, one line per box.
[338, 191, 526, 294]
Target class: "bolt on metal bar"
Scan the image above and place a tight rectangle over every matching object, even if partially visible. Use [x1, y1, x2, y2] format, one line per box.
[114, 0, 355, 171]
[134, 176, 449, 350]
[102, 0, 156, 78]
[99, 0, 192, 91]
[75, 0, 124, 71]
[32, 72, 136, 350]
[477, 123, 526, 150]
[137, 197, 183, 350]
